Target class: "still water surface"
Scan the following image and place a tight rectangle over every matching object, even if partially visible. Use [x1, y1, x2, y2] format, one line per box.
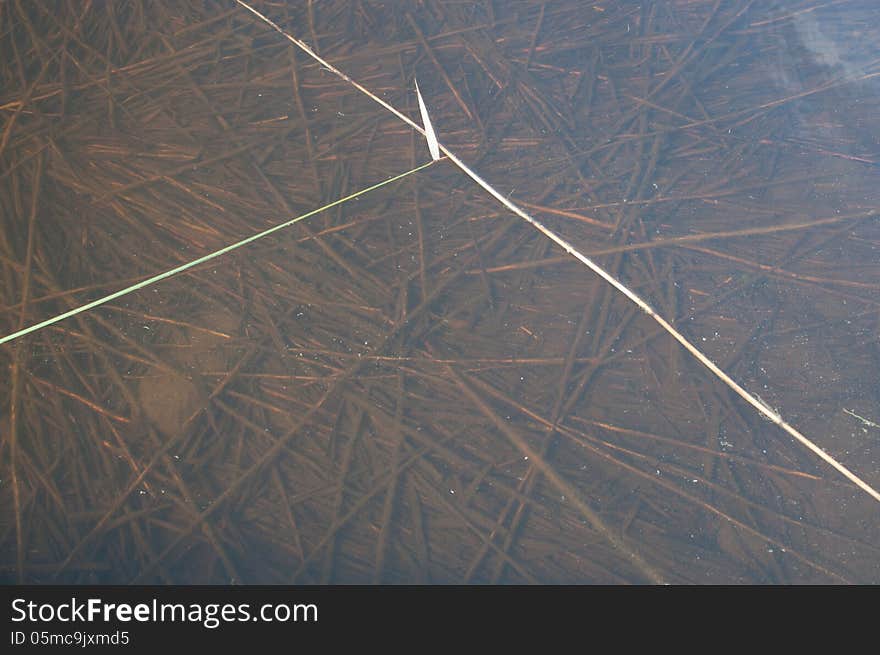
[0, 1, 878, 583]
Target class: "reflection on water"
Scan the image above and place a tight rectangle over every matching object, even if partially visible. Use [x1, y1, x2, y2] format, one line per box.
[0, 1, 878, 584]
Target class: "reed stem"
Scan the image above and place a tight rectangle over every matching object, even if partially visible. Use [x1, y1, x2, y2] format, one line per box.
[0, 160, 436, 347]
[232, 0, 880, 504]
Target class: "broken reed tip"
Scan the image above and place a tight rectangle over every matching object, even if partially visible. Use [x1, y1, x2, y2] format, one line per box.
[415, 79, 441, 161]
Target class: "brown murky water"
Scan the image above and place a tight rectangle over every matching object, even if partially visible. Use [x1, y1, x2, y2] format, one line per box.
[1, 1, 878, 583]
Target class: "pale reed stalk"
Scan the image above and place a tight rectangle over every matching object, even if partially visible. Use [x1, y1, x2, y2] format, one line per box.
[233, 0, 880, 505]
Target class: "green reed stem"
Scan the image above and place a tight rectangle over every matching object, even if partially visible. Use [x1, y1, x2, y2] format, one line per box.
[0, 159, 437, 347]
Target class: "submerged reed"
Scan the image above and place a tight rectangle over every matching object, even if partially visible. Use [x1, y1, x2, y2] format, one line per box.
[3, 0, 877, 584]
